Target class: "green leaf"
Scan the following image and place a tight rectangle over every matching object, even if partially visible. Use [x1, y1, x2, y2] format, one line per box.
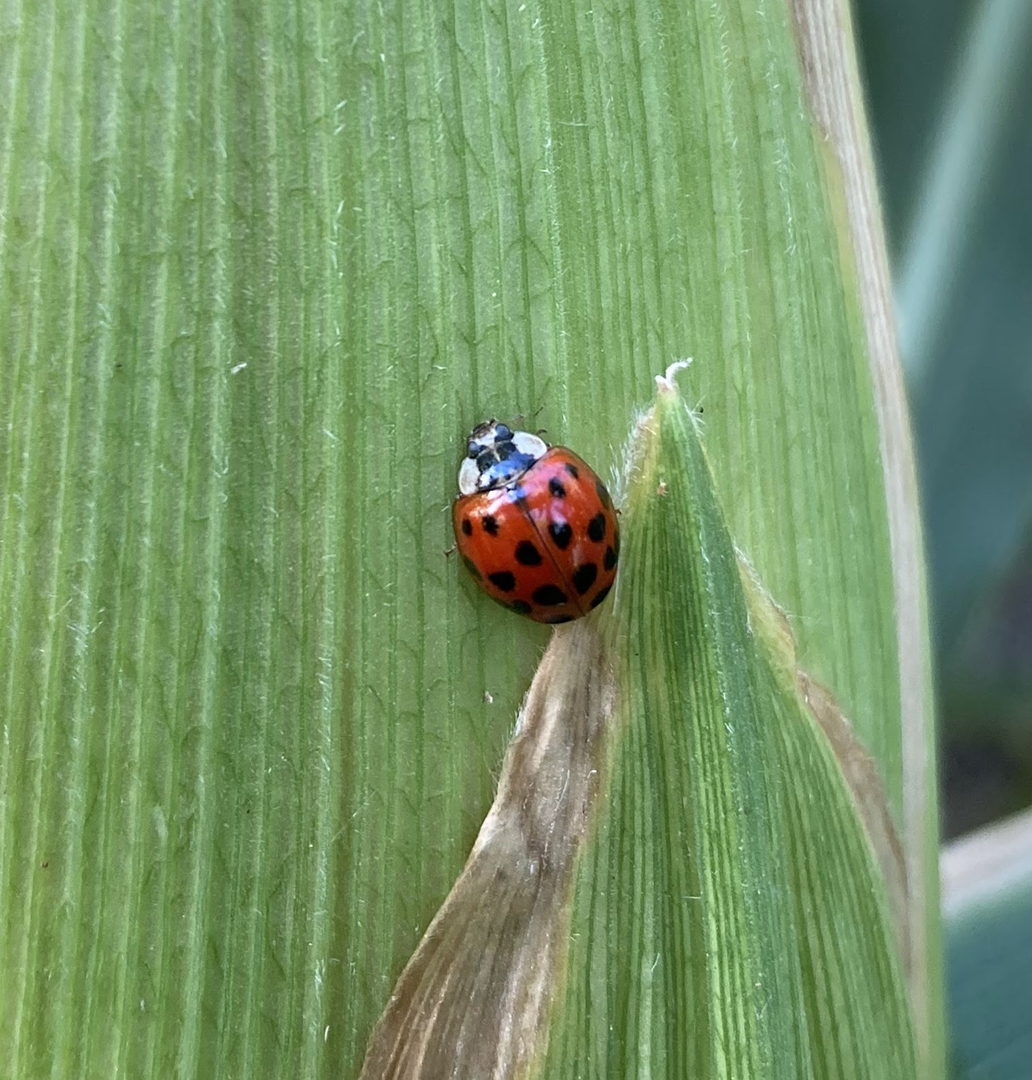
[543, 377, 916, 1077]
[0, 0, 941, 1077]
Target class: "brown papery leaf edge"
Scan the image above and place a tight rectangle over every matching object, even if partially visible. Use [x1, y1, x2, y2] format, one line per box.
[357, 619, 616, 1080]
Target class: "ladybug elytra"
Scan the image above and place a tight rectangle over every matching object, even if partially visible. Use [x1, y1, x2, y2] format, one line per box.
[452, 420, 619, 623]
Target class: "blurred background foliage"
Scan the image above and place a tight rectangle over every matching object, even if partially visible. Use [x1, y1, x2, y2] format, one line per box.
[855, 0, 1032, 837]
[854, 1, 1032, 1076]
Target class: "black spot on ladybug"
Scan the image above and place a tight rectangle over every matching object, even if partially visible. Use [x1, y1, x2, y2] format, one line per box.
[532, 584, 568, 606]
[549, 521, 572, 549]
[515, 540, 543, 566]
[595, 480, 612, 509]
[545, 614, 574, 624]
[604, 545, 617, 570]
[482, 515, 499, 535]
[511, 599, 532, 615]
[489, 570, 516, 592]
[587, 512, 606, 542]
[565, 462, 579, 479]
[548, 477, 566, 499]
[462, 555, 482, 580]
[589, 583, 612, 609]
[461, 518, 473, 536]
[573, 563, 598, 594]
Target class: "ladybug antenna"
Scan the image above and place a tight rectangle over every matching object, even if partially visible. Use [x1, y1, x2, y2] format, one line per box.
[512, 405, 546, 425]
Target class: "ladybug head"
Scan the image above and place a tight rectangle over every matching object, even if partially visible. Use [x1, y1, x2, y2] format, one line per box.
[457, 420, 549, 495]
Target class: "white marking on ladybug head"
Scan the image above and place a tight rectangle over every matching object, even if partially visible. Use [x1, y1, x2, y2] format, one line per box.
[458, 457, 481, 495]
[512, 431, 547, 459]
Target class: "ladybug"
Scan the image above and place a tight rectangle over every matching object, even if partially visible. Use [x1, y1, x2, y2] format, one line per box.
[452, 420, 619, 623]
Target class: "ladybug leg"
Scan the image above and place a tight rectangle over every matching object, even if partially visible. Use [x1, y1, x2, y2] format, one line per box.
[443, 543, 457, 557]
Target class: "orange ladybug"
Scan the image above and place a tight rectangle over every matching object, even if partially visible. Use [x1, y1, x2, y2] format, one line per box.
[452, 421, 619, 623]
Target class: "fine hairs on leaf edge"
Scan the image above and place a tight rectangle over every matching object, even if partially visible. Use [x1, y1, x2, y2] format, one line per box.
[612, 357, 700, 511]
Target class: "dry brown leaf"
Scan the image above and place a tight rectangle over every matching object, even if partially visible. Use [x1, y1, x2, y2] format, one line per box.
[359, 621, 615, 1080]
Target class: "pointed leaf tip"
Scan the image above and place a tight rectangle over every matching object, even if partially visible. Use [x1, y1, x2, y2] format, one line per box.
[539, 388, 917, 1079]
[655, 358, 694, 395]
